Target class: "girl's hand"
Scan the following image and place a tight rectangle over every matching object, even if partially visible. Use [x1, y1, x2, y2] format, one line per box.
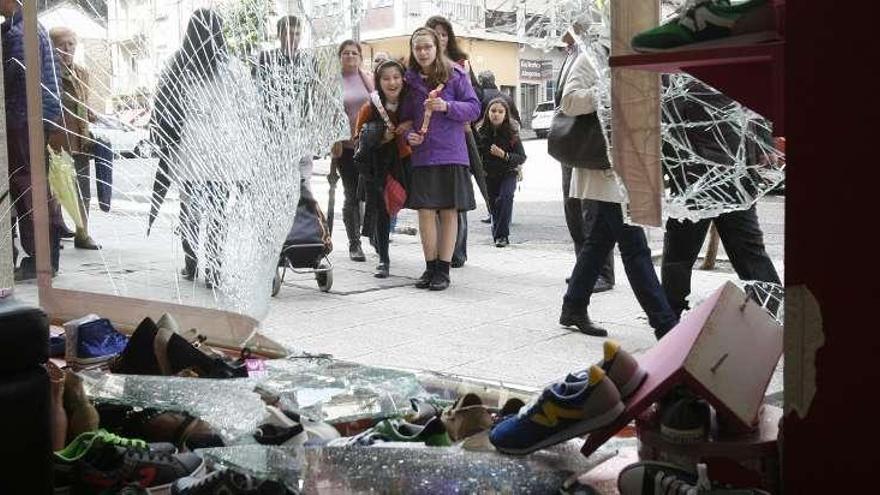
[396, 121, 413, 135]
[407, 132, 424, 146]
[489, 144, 505, 158]
[425, 97, 448, 113]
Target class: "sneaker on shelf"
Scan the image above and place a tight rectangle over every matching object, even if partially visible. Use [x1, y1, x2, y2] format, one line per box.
[618, 461, 771, 494]
[56, 430, 178, 462]
[631, 0, 777, 53]
[489, 366, 624, 455]
[64, 314, 129, 367]
[659, 390, 712, 444]
[172, 467, 294, 495]
[566, 341, 647, 400]
[440, 393, 493, 442]
[94, 403, 225, 451]
[492, 397, 527, 424]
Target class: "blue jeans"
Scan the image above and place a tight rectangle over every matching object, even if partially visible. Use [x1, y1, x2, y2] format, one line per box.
[488, 174, 517, 240]
[564, 201, 678, 338]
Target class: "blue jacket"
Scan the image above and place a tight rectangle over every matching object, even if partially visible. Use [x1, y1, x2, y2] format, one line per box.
[2, 9, 61, 130]
[400, 65, 480, 168]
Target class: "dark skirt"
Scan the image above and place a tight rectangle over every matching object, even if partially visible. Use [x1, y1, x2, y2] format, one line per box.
[406, 164, 476, 211]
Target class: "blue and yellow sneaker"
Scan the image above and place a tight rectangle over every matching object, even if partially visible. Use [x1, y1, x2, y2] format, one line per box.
[631, 0, 777, 53]
[489, 365, 624, 455]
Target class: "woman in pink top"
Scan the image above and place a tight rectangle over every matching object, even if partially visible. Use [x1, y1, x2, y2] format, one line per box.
[333, 40, 374, 261]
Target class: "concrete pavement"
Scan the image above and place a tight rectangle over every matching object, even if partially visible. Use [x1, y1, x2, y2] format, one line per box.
[13, 138, 785, 394]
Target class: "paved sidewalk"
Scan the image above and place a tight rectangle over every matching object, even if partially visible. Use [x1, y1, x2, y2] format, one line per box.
[13, 140, 785, 394]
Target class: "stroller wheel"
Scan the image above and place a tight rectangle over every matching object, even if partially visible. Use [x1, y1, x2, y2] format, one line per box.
[271, 268, 283, 297]
[316, 261, 332, 292]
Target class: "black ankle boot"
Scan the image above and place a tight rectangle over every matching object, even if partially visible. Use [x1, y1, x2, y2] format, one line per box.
[429, 260, 451, 291]
[415, 260, 436, 289]
[559, 304, 607, 337]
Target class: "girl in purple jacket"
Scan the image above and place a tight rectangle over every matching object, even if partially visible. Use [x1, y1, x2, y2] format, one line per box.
[401, 27, 481, 291]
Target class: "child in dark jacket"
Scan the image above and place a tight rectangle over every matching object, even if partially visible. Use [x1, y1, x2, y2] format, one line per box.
[353, 60, 412, 279]
[476, 97, 526, 247]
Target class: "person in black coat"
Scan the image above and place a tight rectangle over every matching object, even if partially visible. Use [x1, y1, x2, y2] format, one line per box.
[477, 70, 521, 124]
[476, 98, 526, 247]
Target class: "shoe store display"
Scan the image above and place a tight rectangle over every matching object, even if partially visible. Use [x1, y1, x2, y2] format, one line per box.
[404, 398, 443, 426]
[172, 467, 294, 495]
[618, 461, 771, 494]
[95, 403, 225, 451]
[64, 314, 129, 367]
[489, 366, 624, 455]
[631, 0, 777, 53]
[440, 393, 493, 442]
[258, 405, 340, 447]
[63, 371, 100, 443]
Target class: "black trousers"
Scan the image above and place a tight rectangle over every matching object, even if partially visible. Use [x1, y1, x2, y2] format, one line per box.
[561, 164, 614, 284]
[334, 147, 362, 246]
[180, 181, 229, 277]
[661, 205, 780, 318]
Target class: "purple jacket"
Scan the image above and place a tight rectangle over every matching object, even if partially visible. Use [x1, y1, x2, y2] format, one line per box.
[400, 65, 480, 167]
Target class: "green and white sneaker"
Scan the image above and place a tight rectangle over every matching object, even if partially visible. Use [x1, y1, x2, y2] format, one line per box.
[631, 0, 777, 53]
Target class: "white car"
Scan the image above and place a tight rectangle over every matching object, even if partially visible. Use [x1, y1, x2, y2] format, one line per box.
[89, 113, 152, 158]
[530, 101, 555, 139]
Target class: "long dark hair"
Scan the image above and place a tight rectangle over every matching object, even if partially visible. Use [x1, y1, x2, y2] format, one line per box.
[179, 8, 226, 81]
[425, 15, 467, 63]
[478, 97, 519, 143]
[373, 60, 407, 107]
[408, 27, 450, 88]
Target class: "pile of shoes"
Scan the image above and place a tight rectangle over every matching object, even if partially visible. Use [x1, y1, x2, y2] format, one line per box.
[489, 341, 645, 455]
[109, 314, 249, 379]
[252, 405, 341, 447]
[324, 393, 527, 449]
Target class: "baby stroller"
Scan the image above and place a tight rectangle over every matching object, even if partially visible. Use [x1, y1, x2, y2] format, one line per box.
[272, 183, 333, 296]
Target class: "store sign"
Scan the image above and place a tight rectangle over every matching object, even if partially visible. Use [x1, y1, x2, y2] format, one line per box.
[520, 59, 553, 82]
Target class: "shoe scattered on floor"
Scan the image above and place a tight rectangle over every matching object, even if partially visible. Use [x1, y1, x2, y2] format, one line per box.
[64, 315, 129, 367]
[618, 461, 771, 494]
[349, 243, 366, 262]
[441, 393, 493, 442]
[566, 341, 647, 400]
[593, 277, 614, 293]
[559, 304, 608, 337]
[172, 467, 294, 495]
[489, 365, 624, 455]
[631, 0, 777, 53]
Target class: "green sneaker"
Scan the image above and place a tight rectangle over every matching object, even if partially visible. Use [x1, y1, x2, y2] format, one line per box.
[631, 0, 776, 53]
[55, 429, 175, 461]
[372, 417, 452, 447]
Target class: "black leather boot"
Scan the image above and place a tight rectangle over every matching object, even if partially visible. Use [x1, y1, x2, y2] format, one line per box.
[559, 303, 608, 337]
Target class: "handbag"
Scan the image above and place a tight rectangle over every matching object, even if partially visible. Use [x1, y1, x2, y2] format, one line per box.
[547, 109, 610, 170]
[384, 175, 407, 217]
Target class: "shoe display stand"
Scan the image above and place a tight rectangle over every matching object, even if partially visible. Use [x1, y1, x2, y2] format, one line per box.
[578, 283, 782, 473]
[635, 403, 781, 492]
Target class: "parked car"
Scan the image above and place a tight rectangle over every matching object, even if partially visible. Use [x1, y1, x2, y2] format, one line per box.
[89, 113, 152, 158]
[530, 101, 554, 139]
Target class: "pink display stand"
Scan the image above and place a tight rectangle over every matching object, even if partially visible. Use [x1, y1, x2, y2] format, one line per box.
[581, 282, 783, 458]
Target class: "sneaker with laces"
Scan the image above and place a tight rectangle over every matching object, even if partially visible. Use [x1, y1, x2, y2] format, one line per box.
[172, 468, 294, 494]
[631, 0, 777, 53]
[565, 341, 647, 400]
[489, 366, 624, 455]
[618, 462, 771, 494]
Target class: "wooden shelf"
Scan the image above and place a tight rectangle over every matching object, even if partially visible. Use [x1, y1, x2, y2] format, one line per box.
[611, 41, 785, 135]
